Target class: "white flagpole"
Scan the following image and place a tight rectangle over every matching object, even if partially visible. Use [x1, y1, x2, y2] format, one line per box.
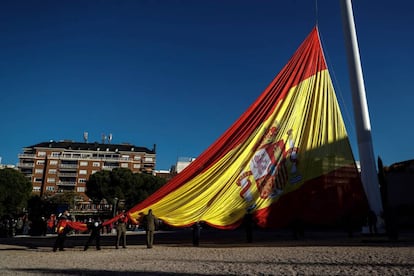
[339, 0, 383, 217]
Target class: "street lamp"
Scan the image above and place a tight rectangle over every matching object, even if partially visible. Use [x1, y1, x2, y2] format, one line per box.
[112, 197, 119, 217]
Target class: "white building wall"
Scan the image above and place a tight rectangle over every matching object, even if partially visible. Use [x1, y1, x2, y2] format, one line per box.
[176, 157, 196, 174]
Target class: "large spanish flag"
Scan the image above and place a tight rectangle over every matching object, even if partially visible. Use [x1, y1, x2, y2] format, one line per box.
[128, 27, 369, 229]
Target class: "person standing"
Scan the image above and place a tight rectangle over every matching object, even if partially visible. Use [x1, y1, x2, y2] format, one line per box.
[47, 214, 56, 234]
[53, 210, 71, 252]
[192, 222, 200, 247]
[244, 213, 254, 243]
[115, 210, 128, 249]
[84, 217, 102, 251]
[367, 209, 378, 236]
[143, 209, 156, 248]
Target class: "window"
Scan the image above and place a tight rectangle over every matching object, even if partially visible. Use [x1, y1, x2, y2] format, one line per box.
[121, 163, 128, 168]
[80, 161, 88, 166]
[144, 157, 153, 162]
[50, 160, 58, 165]
[33, 186, 41, 192]
[48, 169, 57, 174]
[38, 151, 46, 157]
[36, 160, 45, 165]
[134, 155, 141, 160]
[47, 178, 55, 183]
[133, 164, 141, 169]
[79, 170, 87, 175]
[77, 187, 85, 192]
[35, 169, 43, 174]
[93, 162, 100, 167]
[51, 152, 60, 157]
[78, 178, 87, 183]
[46, 186, 55, 191]
[91, 170, 98, 174]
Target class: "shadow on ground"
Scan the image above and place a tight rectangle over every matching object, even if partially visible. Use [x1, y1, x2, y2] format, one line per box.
[9, 267, 202, 275]
[1, 228, 414, 251]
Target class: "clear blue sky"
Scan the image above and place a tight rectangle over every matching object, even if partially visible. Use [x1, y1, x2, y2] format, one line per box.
[1, 0, 413, 170]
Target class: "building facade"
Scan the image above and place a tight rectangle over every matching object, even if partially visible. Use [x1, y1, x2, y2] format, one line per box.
[18, 140, 156, 217]
[175, 156, 196, 174]
[384, 159, 414, 227]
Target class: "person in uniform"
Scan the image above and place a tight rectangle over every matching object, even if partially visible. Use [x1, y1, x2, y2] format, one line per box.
[53, 210, 71, 252]
[192, 222, 201, 246]
[115, 210, 128, 249]
[143, 209, 156, 248]
[84, 217, 102, 251]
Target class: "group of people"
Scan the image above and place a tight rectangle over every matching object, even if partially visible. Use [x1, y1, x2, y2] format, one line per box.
[53, 209, 157, 252]
[115, 208, 157, 249]
[0, 214, 33, 237]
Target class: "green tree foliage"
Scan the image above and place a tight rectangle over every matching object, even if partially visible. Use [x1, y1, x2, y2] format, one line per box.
[86, 170, 111, 204]
[46, 190, 78, 209]
[0, 168, 32, 217]
[125, 172, 166, 208]
[86, 168, 167, 210]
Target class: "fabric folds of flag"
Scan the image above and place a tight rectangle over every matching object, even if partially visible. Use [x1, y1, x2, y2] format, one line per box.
[127, 27, 369, 229]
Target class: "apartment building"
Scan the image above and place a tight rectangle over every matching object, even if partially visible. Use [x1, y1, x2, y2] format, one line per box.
[18, 140, 156, 216]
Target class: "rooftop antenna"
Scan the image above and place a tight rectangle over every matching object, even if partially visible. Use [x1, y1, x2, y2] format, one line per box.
[108, 133, 113, 144]
[83, 132, 88, 143]
[102, 133, 107, 144]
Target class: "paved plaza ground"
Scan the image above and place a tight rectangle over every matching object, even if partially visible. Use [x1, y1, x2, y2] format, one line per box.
[1, 228, 413, 275]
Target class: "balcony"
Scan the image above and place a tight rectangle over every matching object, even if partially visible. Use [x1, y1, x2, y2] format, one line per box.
[58, 172, 78, 177]
[60, 164, 78, 169]
[18, 154, 36, 159]
[18, 163, 34, 168]
[102, 165, 119, 170]
[57, 181, 76, 186]
[102, 156, 121, 162]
